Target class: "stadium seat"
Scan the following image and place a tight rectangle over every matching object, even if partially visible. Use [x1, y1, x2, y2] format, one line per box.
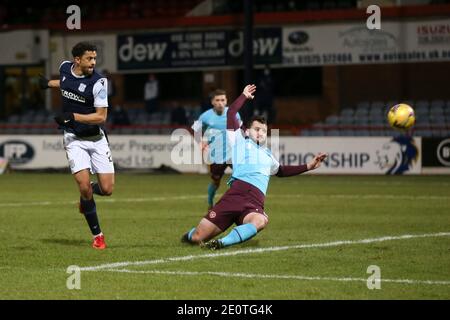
[339, 115, 354, 125]
[403, 100, 414, 107]
[370, 101, 385, 110]
[370, 116, 385, 125]
[120, 127, 136, 135]
[325, 115, 339, 125]
[430, 99, 445, 110]
[309, 129, 325, 136]
[340, 108, 354, 117]
[354, 130, 370, 136]
[415, 129, 433, 137]
[416, 104, 430, 116]
[354, 116, 369, 125]
[369, 108, 384, 119]
[8, 115, 20, 123]
[430, 116, 446, 125]
[340, 129, 354, 136]
[356, 101, 370, 111]
[300, 129, 311, 136]
[325, 129, 340, 136]
[415, 100, 430, 110]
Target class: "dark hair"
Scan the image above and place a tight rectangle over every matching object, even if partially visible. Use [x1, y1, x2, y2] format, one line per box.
[210, 89, 226, 99]
[247, 115, 267, 128]
[72, 42, 97, 58]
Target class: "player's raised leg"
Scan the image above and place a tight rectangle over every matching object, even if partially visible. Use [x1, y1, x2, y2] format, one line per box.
[74, 169, 106, 249]
[92, 173, 114, 196]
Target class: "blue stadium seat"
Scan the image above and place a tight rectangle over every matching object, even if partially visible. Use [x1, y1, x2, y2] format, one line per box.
[339, 115, 354, 125]
[370, 101, 385, 110]
[309, 129, 325, 136]
[354, 130, 370, 136]
[415, 100, 429, 110]
[431, 99, 445, 110]
[325, 115, 339, 125]
[340, 108, 354, 117]
[300, 129, 311, 136]
[325, 129, 340, 136]
[356, 101, 370, 111]
[340, 129, 354, 136]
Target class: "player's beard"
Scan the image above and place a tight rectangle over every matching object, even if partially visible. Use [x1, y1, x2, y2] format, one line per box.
[83, 65, 94, 76]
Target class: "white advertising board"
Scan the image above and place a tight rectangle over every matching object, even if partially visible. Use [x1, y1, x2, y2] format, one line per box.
[0, 135, 421, 175]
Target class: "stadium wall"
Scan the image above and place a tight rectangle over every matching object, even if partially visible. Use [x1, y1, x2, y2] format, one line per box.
[42, 17, 450, 123]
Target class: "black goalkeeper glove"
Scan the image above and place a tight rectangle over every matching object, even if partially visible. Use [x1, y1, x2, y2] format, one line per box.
[38, 74, 50, 90]
[54, 112, 75, 126]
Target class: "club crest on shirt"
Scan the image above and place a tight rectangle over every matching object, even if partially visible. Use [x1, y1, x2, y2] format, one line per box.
[78, 83, 86, 92]
[209, 211, 216, 219]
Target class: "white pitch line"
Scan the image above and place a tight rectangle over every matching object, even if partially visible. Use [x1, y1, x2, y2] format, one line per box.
[0, 195, 205, 208]
[1, 193, 448, 209]
[80, 232, 450, 272]
[272, 194, 450, 201]
[104, 269, 450, 286]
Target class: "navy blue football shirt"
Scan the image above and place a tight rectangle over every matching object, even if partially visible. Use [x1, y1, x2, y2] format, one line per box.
[58, 61, 108, 137]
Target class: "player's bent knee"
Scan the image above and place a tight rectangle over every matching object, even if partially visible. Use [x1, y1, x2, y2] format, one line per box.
[102, 186, 114, 196]
[99, 183, 114, 196]
[247, 214, 268, 231]
[255, 220, 268, 232]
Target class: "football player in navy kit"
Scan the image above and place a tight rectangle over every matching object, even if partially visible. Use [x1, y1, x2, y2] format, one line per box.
[41, 42, 114, 249]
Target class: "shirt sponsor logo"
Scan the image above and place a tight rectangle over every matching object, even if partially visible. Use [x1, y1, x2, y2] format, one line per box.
[61, 89, 86, 103]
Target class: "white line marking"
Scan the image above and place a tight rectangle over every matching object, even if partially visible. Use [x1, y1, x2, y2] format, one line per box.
[80, 232, 450, 271]
[103, 269, 450, 286]
[0, 195, 205, 208]
[1, 193, 448, 208]
[272, 194, 450, 201]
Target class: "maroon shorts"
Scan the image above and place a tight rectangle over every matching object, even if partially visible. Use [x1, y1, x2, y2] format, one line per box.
[209, 163, 232, 181]
[205, 179, 267, 231]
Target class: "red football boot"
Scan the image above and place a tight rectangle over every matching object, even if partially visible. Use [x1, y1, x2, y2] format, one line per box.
[92, 233, 106, 250]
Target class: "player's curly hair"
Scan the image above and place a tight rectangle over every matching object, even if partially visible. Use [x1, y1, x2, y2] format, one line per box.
[72, 42, 97, 58]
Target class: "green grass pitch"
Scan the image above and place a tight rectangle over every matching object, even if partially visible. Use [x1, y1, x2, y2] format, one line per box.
[0, 173, 449, 299]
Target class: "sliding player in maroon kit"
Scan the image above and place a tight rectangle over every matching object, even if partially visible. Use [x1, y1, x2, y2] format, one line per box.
[182, 84, 327, 249]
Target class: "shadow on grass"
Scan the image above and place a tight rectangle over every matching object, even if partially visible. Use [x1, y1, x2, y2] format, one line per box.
[40, 238, 87, 247]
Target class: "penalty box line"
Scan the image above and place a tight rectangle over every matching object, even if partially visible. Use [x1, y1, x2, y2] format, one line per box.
[80, 231, 450, 272]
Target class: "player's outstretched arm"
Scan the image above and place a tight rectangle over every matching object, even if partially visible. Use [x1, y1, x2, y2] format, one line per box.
[48, 80, 60, 88]
[276, 153, 327, 177]
[39, 74, 60, 89]
[227, 84, 256, 130]
[73, 107, 108, 125]
[307, 152, 327, 170]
